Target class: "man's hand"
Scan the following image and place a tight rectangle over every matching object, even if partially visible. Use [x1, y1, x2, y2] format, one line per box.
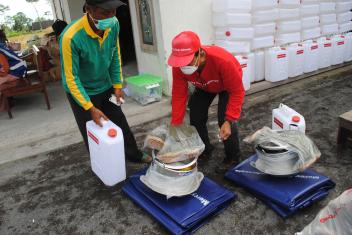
[89, 106, 108, 127]
[114, 88, 124, 103]
[219, 121, 232, 141]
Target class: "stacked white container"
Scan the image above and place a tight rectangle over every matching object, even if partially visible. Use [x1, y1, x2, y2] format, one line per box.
[331, 34, 346, 65]
[212, 0, 253, 54]
[287, 43, 305, 77]
[320, 1, 339, 35]
[301, 0, 321, 40]
[336, 0, 352, 33]
[235, 55, 251, 91]
[316, 37, 333, 68]
[265, 47, 289, 82]
[343, 32, 352, 62]
[251, 0, 278, 82]
[302, 40, 319, 73]
[276, 0, 302, 46]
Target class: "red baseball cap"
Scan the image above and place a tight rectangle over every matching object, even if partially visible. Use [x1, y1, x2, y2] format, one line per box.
[167, 31, 201, 67]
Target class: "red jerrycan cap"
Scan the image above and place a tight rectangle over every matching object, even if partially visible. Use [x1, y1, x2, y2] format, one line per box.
[108, 128, 117, 137]
[292, 116, 300, 123]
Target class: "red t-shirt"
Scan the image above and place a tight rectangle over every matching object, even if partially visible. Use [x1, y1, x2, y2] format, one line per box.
[171, 45, 245, 125]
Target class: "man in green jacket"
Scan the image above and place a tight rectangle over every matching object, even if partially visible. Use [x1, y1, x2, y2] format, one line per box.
[60, 0, 151, 163]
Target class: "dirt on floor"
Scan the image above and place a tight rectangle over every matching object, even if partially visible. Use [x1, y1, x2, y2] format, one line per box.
[0, 71, 351, 235]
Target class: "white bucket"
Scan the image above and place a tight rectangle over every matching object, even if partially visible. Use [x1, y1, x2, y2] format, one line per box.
[320, 14, 337, 25]
[214, 27, 254, 40]
[86, 120, 126, 186]
[317, 37, 332, 69]
[254, 22, 276, 36]
[235, 55, 251, 91]
[277, 20, 301, 33]
[339, 22, 352, 34]
[254, 50, 265, 82]
[301, 16, 320, 29]
[302, 40, 319, 73]
[337, 12, 352, 24]
[279, 0, 300, 8]
[344, 33, 352, 62]
[252, 0, 277, 10]
[300, 4, 320, 17]
[265, 47, 289, 82]
[215, 40, 251, 54]
[252, 36, 274, 50]
[302, 27, 321, 41]
[336, 2, 352, 13]
[212, 12, 252, 27]
[288, 43, 304, 78]
[275, 32, 301, 46]
[272, 103, 306, 133]
[320, 2, 336, 14]
[252, 9, 279, 23]
[321, 23, 339, 35]
[212, 0, 252, 13]
[278, 8, 300, 21]
[331, 35, 346, 65]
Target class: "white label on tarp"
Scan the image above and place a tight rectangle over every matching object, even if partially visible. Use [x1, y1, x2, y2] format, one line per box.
[145, 83, 160, 89]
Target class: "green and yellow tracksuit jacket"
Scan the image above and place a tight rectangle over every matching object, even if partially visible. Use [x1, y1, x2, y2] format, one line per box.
[60, 14, 123, 110]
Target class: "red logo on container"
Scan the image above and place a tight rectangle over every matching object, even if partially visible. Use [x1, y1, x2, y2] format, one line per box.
[337, 41, 345, 45]
[311, 45, 318, 50]
[241, 64, 247, 68]
[225, 31, 231, 37]
[274, 117, 284, 129]
[277, 54, 286, 59]
[88, 131, 99, 145]
[296, 50, 304, 55]
[324, 43, 332, 47]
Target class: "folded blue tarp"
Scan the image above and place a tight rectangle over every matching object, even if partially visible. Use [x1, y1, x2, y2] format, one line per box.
[225, 155, 335, 218]
[123, 170, 236, 235]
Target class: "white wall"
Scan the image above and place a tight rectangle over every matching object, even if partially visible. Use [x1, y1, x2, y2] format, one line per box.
[67, 0, 85, 21]
[129, 0, 214, 96]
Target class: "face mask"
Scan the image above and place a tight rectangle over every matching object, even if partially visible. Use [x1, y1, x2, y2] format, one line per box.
[180, 53, 199, 75]
[89, 14, 117, 30]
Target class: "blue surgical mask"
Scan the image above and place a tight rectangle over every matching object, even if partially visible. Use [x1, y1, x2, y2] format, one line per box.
[89, 14, 117, 30]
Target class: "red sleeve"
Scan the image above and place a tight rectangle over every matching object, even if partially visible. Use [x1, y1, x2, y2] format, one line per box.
[221, 59, 245, 121]
[171, 68, 188, 125]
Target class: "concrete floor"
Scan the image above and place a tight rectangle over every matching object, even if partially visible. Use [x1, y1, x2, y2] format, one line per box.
[0, 65, 351, 234]
[0, 61, 172, 165]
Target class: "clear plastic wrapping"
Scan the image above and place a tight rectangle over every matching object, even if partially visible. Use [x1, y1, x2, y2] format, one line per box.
[245, 126, 321, 175]
[144, 124, 205, 164]
[297, 189, 352, 235]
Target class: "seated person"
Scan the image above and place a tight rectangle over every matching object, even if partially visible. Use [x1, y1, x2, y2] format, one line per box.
[0, 43, 27, 112]
[0, 43, 27, 85]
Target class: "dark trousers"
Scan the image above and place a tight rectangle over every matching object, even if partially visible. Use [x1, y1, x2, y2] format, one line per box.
[189, 88, 241, 160]
[66, 88, 143, 162]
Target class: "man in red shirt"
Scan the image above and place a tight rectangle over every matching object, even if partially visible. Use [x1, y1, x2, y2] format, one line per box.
[168, 31, 245, 167]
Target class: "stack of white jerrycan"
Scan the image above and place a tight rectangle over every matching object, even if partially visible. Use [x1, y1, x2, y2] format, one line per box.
[86, 119, 126, 186]
[301, 0, 321, 41]
[272, 103, 306, 133]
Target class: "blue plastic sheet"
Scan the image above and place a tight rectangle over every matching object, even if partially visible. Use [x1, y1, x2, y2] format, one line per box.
[225, 155, 335, 218]
[123, 170, 236, 235]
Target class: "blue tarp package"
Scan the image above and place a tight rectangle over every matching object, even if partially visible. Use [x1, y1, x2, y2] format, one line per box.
[225, 155, 335, 218]
[122, 170, 236, 235]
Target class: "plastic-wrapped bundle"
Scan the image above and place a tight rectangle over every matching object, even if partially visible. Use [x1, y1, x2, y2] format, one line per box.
[297, 189, 352, 235]
[156, 125, 205, 164]
[144, 124, 168, 151]
[244, 126, 321, 176]
[140, 157, 204, 198]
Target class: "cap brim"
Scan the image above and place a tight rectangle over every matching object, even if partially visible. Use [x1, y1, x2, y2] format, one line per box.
[167, 53, 195, 67]
[96, 0, 126, 10]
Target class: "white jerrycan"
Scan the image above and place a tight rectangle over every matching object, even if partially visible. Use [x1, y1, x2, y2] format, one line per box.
[272, 103, 306, 133]
[86, 120, 126, 186]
